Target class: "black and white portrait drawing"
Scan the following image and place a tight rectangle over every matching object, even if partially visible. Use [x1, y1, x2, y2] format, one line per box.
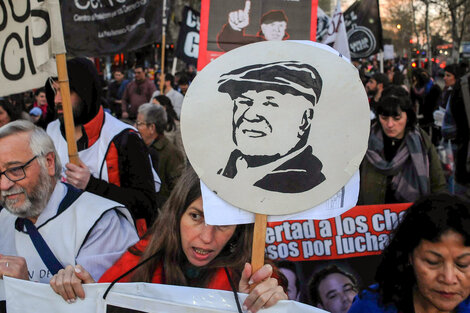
[216, 61, 325, 193]
[181, 41, 370, 215]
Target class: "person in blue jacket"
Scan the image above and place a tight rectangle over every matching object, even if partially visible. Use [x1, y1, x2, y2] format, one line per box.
[349, 193, 470, 313]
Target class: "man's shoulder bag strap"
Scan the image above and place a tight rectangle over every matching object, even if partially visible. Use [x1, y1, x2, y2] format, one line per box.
[17, 218, 64, 275]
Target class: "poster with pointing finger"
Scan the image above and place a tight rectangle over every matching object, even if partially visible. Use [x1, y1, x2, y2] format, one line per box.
[198, 0, 318, 70]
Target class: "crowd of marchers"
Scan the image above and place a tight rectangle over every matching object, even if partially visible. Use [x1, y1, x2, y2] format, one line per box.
[0, 56, 470, 313]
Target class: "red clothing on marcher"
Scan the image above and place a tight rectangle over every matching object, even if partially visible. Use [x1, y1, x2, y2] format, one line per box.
[98, 239, 233, 291]
[33, 102, 48, 118]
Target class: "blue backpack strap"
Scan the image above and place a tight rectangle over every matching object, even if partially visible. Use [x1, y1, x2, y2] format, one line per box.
[15, 183, 82, 275]
[20, 218, 64, 275]
[57, 183, 83, 215]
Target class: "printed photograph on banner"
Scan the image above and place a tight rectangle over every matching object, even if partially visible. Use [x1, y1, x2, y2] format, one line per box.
[182, 41, 370, 215]
[198, 0, 318, 70]
[266, 203, 411, 307]
[297, 257, 380, 308]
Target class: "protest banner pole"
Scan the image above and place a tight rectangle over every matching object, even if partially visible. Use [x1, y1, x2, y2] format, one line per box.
[159, 0, 168, 94]
[45, 0, 79, 164]
[55, 54, 79, 165]
[379, 50, 384, 73]
[160, 35, 166, 93]
[251, 214, 267, 275]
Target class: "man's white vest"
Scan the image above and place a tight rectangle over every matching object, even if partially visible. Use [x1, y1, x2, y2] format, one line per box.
[0, 188, 133, 283]
[47, 113, 161, 190]
[47, 113, 133, 181]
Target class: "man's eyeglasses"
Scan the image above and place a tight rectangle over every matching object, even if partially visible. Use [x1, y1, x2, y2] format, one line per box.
[0, 155, 38, 182]
[134, 121, 148, 127]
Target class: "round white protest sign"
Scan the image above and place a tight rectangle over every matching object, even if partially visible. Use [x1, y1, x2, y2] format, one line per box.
[181, 41, 369, 215]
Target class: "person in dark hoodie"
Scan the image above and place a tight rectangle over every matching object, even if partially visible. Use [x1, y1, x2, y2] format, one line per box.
[45, 58, 160, 234]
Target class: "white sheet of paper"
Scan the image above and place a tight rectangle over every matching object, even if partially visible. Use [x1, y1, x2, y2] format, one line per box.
[202, 170, 359, 225]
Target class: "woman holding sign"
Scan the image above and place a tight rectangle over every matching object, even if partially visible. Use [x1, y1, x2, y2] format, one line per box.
[349, 193, 470, 312]
[50, 167, 287, 312]
[358, 86, 446, 204]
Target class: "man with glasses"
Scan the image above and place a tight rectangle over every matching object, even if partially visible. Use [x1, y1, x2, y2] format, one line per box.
[121, 64, 156, 121]
[0, 120, 138, 283]
[136, 103, 184, 199]
[45, 58, 160, 233]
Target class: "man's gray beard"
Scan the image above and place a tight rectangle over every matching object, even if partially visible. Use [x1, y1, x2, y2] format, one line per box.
[0, 166, 54, 218]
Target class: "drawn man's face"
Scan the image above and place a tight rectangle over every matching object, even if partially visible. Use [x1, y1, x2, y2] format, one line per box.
[232, 89, 313, 157]
[261, 21, 287, 41]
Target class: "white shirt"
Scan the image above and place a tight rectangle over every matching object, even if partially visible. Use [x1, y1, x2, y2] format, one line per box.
[0, 182, 139, 282]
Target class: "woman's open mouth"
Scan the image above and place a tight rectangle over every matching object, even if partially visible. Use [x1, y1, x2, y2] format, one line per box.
[193, 247, 211, 255]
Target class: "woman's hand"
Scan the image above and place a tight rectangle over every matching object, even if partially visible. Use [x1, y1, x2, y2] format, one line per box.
[49, 265, 95, 303]
[239, 263, 287, 313]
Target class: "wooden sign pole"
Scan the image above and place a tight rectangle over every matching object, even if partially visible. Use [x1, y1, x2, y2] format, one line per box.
[251, 214, 268, 276]
[55, 53, 79, 165]
[159, 33, 166, 94]
[159, 0, 167, 94]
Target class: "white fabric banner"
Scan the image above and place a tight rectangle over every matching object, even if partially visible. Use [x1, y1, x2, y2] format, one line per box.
[0, 0, 62, 97]
[320, 0, 351, 60]
[1, 277, 326, 313]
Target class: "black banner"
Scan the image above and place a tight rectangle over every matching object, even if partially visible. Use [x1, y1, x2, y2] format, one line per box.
[175, 6, 200, 67]
[344, 0, 383, 59]
[61, 0, 163, 56]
